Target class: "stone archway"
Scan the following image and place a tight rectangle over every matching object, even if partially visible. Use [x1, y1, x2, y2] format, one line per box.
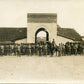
[35, 28, 49, 43]
[27, 13, 57, 43]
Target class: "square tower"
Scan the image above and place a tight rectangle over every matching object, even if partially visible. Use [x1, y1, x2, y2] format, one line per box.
[27, 13, 57, 43]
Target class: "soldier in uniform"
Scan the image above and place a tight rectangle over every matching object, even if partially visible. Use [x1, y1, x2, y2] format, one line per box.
[42, 43, 45, 56]
[25, 44, 28, 55]
[6, 45, 8, 55]
[8, 45, 11, 56]
[38, 43, 41, 56]
[17, 44, 21, 56]
[29, 44, 31, 55]
[55, 44, 58, 56]
[11, 44, 14, 56]
[68, 43, 71, 56]
[50, 43, 54, 56]
[51, 39, 56, 56]
[31, 44, 34, 56]
[60, 43, 63, 56]
[58, 43, 62, 56]
[62, 44, 65, 56]
[37, 43, 40, 55]
[10, 44, 13, 56]
[35, 43, 37, 55]
[80, 44, 83, 55]
[4, 45, 6, 56]
[65, 43, 68, 56]
[27, 44, 30, 55]
[24, 45, 26, 55]
[22, 44, 24, 55]
[47, 41, 51, 55]
[20, 44, 23, 55]
[45, 43, 48, 56]
[1, 45, 4, 56]
[71, 43, 74, 55]
[14, 44, 17, 56]
[74, 43, 78, 55]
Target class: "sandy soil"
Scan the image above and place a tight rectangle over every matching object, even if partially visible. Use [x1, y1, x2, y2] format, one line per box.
[0, 55, 84, 83]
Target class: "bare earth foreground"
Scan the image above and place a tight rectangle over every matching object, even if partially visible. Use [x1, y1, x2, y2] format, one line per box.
[0, 55, 84, 83]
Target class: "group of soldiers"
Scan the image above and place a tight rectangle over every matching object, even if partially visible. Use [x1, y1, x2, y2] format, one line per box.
[0, 40, 83, 56]
[56, 42, 84, 56]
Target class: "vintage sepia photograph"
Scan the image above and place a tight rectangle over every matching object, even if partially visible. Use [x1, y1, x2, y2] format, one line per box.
[0, 0, 84, 84]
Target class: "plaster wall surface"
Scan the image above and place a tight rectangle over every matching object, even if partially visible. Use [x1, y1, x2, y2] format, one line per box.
[27, 23, 57, 43]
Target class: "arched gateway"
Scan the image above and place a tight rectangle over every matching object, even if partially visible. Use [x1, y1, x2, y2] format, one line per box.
[27, 13, 57, 43]
[35, 28, 49, 43]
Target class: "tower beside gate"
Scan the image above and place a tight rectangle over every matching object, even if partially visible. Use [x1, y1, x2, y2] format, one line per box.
[27, 13, 57, 43]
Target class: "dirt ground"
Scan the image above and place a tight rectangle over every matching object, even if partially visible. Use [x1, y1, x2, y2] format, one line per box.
[0, 55, 84, 83]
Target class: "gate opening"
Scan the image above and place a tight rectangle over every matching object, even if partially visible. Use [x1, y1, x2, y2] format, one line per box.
[35, 28, 49, 44]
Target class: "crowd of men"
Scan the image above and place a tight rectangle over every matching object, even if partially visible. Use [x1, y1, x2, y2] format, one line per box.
[0, 39, 83, 56]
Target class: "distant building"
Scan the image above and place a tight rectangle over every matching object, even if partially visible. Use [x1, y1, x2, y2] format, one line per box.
[0, 13, 82, 45]
[0, 27, 82, 45]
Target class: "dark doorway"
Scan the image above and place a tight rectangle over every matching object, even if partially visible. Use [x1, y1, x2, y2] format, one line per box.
[35, 28, 49, 43]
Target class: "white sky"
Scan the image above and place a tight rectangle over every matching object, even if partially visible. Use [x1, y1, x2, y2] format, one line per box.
[0, 0, 84, 36]
[37, 31, 46, 37]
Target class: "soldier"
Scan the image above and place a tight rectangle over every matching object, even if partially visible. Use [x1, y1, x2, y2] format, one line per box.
[62, 44, 65, 56]
[80, 44, 83, 55]
[71, 43, 74, 55]
[61, 43, 63, 56]
[8, 45, 12, 56]
[37, 43, 40, 55]
[24, 45, 26, 55]
[47, 41, 51, 55]
[10, 44, 13, 56]
[74, 43, 78, 55]
[51, 39, 56, 56]
[1, 45, 4, 56]
[42, 43, 45, 56]
[45, 43, 48, 56]
[21, 44, 24, 55]
[4, 45, 6, 56]
[33, 44, 35, 55]
[14, 44, 18, 56]
[6, 45, 8, 55]
[22, 44, 24, 55]
[11, 44, 14, 56]
[20, 44, 23, 55]
[52, 39, 56, 47]
[50, 43, 54, 56]
[58, 43, 62, 56]
[40, 43, 43, 56]
[65, 43, 68, 56]
[17, 44, 21, 56]
[41, 44, 44, 56]
[35, 43, 38, 55]
[29, 44, 31, 55]
[38, 43, 41, 56]
[68, 43, 71, 56]
[31, 44, 34, 56]
[54, 44, 58, 56]
[25, 45, 28, 55]
[27, 44, 30, 55]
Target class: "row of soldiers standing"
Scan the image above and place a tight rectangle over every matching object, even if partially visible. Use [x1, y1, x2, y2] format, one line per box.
[56, 42, 84, 56]
[0, 40, 83, 56]
[0, 43, 49, 56]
